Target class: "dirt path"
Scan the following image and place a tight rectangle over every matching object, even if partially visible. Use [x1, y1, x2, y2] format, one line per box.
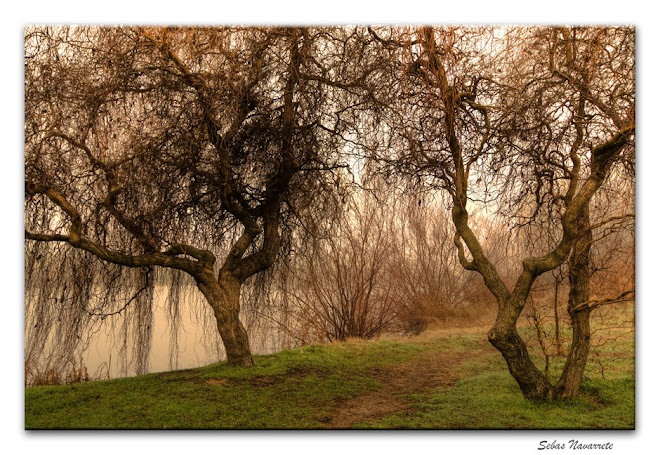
[325, 348, 489, 429]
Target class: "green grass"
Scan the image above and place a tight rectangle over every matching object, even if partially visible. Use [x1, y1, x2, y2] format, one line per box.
[25, 339, 426, 429]
[25, 323, 635, 430]
[355, 352, 634, 429]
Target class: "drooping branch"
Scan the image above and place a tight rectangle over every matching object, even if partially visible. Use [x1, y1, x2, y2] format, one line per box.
[25, 182, 206, 275]
[47, 131, 160, 252]
[584, 213, 634, 233]
[26, 182, 82, 245]
[26, 229, 201, 274]
[86, 267, 153, 319]
[141, 28, 259, 233]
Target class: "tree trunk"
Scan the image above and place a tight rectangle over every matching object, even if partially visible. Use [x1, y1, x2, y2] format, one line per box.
[556, 204, 592, 397]
[196, 271, 255, 367]
[488, 306, 555, 401]
[488, 204, 595, 400]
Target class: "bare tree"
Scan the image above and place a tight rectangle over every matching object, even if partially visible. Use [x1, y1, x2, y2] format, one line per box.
[375, 26, 634, 400]
[522, 171, 634, 386]
[24, 26, 372, 370]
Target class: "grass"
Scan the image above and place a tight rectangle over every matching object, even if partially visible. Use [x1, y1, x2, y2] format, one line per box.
[25, 339, 426, 429]
[355, 352, 634, 429]
[25, 318, 634, 430]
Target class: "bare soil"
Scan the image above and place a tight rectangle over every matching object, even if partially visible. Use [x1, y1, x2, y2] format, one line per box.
[325, 347, 490, 429]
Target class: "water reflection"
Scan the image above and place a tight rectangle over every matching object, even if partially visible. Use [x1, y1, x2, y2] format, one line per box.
[79, 287, 291, 380]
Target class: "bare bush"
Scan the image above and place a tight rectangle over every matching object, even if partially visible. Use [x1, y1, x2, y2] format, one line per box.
[280, 192, 398, 342]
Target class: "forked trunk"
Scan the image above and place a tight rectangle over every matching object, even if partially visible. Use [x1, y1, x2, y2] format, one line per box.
[196, 272, 255, 367]
[489, 206, 593, 401]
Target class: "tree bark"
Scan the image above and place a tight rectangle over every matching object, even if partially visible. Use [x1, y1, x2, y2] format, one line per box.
[554, 277, 562, 356]
[488, 300, 556, 401]
[196, 271, 255, 367]
[556, 204, 592, 397]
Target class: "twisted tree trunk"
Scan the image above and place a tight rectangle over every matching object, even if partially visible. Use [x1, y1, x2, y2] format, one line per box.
[449, 128, 632, 401]
[196, 270, 254, 367]
[487, 302, 556, 400]
[487, 204, 598, 400]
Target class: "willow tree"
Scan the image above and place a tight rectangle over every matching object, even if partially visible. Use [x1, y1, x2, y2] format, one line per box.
[380, 26, 634, 400]
[24, 26, 376, 370]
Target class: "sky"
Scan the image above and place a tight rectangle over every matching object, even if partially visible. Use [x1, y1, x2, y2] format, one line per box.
[4, 1, 660, 454]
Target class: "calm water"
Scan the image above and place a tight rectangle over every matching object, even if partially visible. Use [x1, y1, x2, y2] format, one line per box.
[80, 288, 293, 379]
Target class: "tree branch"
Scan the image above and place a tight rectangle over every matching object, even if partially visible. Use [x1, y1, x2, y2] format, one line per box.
[453, 232, 477, 271]
[570, 289, 635, 314]
[25, 182, 204, 274]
